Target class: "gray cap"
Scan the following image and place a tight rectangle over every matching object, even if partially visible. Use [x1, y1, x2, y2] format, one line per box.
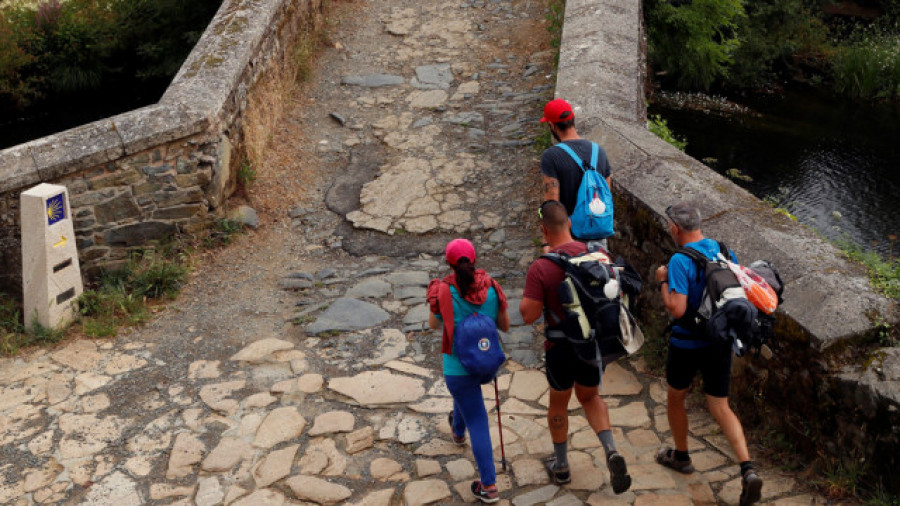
[665, 201, 702, 231]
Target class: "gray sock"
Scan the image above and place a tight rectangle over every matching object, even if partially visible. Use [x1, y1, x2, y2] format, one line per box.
[597, 430, 617, 456]
[553, 441, 568, 468]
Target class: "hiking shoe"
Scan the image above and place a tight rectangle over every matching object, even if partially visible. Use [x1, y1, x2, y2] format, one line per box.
[656, 447, 695, 474]
[543, 456, 571, 485]
[470, 481, 499, 504]
[739, 468, 763, 506]
[448, 413, 465, 445]
[607, 452, 632, 494]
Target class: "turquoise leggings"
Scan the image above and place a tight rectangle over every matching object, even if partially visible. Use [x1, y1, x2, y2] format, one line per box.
[446, 373, 496, 486]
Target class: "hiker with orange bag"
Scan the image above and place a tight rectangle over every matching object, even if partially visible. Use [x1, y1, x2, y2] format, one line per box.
[654, 201, 763, 506]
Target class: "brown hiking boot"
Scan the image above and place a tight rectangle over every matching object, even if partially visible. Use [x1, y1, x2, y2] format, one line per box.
[740, 467, 763, 506]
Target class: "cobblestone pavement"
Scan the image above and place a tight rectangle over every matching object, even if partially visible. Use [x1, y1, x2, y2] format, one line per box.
[0, 0, 836, 504]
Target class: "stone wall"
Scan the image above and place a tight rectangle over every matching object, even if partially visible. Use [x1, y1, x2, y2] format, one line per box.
[0, 0, 327, 293]
[555, 0, 900, 492]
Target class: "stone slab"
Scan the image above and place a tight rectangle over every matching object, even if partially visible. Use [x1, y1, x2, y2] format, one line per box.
[342, 74, 405, 87]
[328, 370, 425, 405]
[306, 298, 390, 334]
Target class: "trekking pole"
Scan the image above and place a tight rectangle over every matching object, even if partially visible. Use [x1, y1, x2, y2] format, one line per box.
[493, 377, 507, 471]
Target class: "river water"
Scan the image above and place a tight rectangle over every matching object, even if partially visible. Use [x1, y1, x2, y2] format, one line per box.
[650, 89, 900, 257]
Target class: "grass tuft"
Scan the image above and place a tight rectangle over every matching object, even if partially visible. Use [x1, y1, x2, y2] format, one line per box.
[203, 218, 245, 248]
[0, 293, 65, 354]
[237, 161, 257, 188]
[834, 238, 900, 301]
[75, 252, 187, 338]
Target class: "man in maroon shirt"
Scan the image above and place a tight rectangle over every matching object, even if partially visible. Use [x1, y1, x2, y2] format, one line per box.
[520, 200, 631, 494]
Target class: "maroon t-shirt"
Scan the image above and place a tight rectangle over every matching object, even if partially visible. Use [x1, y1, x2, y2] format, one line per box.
[523, 241, 588, 328]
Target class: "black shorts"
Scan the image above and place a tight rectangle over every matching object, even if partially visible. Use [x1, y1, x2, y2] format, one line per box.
[666, 341, 733, 398]
[545, 340, 602, 391]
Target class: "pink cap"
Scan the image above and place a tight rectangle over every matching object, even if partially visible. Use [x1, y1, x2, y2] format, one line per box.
[445, 238, 476, 266]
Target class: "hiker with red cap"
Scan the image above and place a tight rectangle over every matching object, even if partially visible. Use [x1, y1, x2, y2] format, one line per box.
[539, 98, 615, 251]
[427, 239, 510, 503]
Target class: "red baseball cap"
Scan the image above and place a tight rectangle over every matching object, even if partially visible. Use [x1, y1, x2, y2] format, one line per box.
[445, 238, 476, 266]
[540, 98, 575, 123]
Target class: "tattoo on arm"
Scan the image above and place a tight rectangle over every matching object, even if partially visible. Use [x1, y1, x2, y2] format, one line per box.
[543, 176, 560, 201]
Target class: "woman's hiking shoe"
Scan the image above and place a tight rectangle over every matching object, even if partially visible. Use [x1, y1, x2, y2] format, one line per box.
[739, 468, 763, 506]
[470, 481, 499, 504]
[542, 456, 571, 485]
[447, 413, 466, 445]
[656, 447, 695, 474]
[607, 452, 632, 494]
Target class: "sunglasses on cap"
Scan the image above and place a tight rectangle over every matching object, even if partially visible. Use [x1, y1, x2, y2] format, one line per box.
[538, 200, 565, 219]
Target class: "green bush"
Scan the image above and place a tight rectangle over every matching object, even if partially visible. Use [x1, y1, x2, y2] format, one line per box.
[645, 0, 745, 90]
[647, 114, 687, 150]
[0, 0, 221, 111]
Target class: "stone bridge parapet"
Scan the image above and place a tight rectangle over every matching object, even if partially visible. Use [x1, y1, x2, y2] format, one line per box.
[555, 0, 899, 492]
[0, 0, 326, 289]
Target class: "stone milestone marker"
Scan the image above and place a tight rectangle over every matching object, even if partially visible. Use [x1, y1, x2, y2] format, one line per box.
[21, 183, 83, 331]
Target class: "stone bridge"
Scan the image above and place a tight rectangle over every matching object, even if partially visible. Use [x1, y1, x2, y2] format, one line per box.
[0, 0, 898, 502]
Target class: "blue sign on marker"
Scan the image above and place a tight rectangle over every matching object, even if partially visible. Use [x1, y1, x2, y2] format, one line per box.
[46, 193, 66, 226]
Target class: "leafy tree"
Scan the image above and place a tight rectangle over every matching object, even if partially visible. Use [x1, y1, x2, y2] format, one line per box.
[25, 0, 117, 94]
[725, 0, 827, 88]
[0, 8, 37, 108]
[645, 0, 745, 90]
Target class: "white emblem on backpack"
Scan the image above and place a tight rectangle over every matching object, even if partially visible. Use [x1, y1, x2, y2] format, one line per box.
[478, 338, 491, 351]
[588, 190, 606, 214]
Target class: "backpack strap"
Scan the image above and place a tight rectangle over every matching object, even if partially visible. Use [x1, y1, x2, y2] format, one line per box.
[437, 281, 456, 355]
[676, 245, 709, 266]
[715, 241, 730, 262]
[671, 246, 709, 338]
[537, 253, 573, 328]
[554, 142, 598, 172]
[539, 253, 586, 291]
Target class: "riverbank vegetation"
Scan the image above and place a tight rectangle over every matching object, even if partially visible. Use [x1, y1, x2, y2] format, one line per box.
[644, 0, 900, 101]
[0, 0, 222, 147]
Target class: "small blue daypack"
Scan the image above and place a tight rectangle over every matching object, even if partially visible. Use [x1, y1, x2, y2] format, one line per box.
[556, 142, 614, 240]
[455, 313, 505, 384]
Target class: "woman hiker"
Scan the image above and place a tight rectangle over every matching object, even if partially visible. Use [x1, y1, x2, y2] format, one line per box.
[428, 238, 510, 503]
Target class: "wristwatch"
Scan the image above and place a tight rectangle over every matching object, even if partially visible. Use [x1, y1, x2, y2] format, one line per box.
[658, 280, 668, 290]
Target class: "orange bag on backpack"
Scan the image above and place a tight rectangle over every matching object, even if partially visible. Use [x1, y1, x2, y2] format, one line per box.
[724, 258, 778, 314]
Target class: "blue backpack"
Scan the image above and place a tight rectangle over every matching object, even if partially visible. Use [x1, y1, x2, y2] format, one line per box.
[455, 313, 506, 384]
[556, 142, 614, 240]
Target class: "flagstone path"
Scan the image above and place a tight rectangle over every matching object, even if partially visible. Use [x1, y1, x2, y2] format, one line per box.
[0, 0, 835, 504]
